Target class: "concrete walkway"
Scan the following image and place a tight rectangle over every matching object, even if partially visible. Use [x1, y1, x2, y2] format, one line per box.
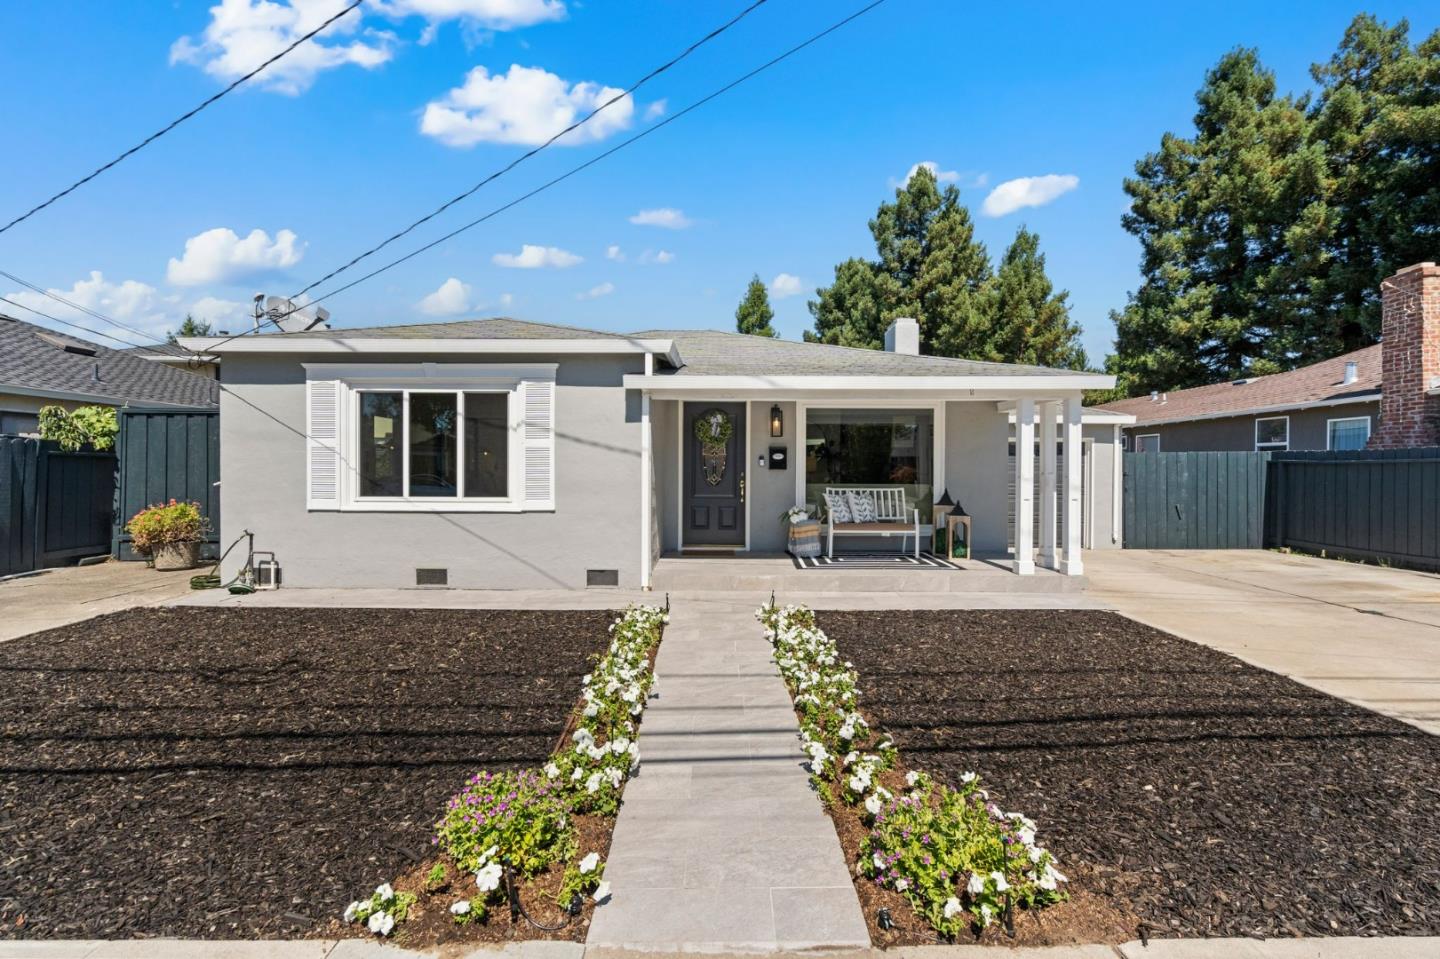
[0, 560, 194, 643]
[586, 599, 869, 951]
[1086, 549, 1440, 735]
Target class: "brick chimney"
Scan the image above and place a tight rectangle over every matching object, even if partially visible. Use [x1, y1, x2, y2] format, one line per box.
[1370, 262, 1440, 449]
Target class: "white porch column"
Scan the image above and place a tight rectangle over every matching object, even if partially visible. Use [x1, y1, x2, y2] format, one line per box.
[1038, 400, 1058, 568]
[1013, 397, 1035, 575]
[639, 355, 654, 590]
[1059, 394, 1084, 576]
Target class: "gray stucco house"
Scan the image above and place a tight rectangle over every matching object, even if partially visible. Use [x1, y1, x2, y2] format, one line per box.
[186, 317, 1125, 590]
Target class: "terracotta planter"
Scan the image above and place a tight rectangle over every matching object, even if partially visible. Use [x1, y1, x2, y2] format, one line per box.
[152, 541, 201, 571]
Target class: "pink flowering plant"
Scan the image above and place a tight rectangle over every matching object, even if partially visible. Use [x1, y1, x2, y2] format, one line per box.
[759, 601, 1067, 939]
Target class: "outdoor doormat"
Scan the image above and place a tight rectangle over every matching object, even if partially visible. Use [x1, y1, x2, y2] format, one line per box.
[792, 552, 962, 570]
[0, 605, 664, 943]
[815, 608, 1440, 942]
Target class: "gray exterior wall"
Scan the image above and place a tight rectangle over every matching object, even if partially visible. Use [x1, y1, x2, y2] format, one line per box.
[1123, 401, 1379, 453]
[944, 401, 1013, 554]
[747, 400, 797, 552]
[219, 352, 644, 590]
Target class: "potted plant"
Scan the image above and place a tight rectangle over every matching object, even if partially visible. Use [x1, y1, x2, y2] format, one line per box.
[126, 499, 208, 571]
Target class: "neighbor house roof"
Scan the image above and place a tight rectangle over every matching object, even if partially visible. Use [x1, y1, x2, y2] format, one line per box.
[1096, 345, 1381, 427]
[0, 314, 219, 408]
[277, 317, 639, 340]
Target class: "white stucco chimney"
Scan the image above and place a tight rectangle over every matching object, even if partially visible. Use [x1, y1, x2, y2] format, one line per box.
[1342, 360, 1358, 385]
[884, 317, 920, 355]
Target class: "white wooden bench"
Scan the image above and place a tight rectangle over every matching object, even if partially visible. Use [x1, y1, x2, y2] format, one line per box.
[822, 486, 921, 558]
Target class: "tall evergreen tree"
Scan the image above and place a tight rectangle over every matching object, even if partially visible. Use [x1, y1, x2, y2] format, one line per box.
[990, 227, 1088, 369]
[167, 314, 212, 345]
[734, 275, 777, 337]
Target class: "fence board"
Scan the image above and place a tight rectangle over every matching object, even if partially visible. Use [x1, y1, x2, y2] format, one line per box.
[114, 408, 220, 561]
[0, 437, 115, 575]
[1122, 451, 1269, 550]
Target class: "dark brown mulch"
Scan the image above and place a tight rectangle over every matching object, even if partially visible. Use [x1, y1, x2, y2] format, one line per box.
[817, 609, 1440, 941]
[0, 606, 616, 940]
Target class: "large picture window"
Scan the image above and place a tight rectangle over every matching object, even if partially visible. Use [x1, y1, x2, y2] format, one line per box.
[805, 408, 934, 513]
[357, 390, 510, 501]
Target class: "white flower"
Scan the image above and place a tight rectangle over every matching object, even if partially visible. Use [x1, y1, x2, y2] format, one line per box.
[476, 862, 503, 893]
[960, 772, 977, 784]
[967, 872, 985, 895]
[864, 793, 883, 816]
[894, 877, 909, 892]
[979, 903, 994, 927]
[586, 772, 602, 793]
[450, 900, 471, 915]
[991, 870, 1010, 892]
[343, 901, 360, 923]
[612, 737, 631, 754]
[367, 910, 389, 935]
[583, 702, 600, 717]
[544, 762, 560, 779]
[579, 852, 601, 874]
[571, 767, 583, 781]
[943, 897, 962, 919]
[905, 770, 921, 786]
[1037, 863, 1067, 891]
[374, 883, 394, 902]
[593, 880, 612, 902]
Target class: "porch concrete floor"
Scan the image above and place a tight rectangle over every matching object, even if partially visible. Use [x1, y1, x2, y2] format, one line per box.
[651, 552, 1087, 595]
[585, 598, 869, 952]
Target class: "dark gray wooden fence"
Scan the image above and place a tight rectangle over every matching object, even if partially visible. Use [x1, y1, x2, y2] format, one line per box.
[1268, 448, 1440, 571]
[0, 436, 117, 576]
[114, 408, 220, 561]
[1122, 451, 1269, 549]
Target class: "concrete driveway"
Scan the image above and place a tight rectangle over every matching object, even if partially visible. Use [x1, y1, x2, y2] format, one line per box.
[1086, 549, 1440, 735]
[0, 560, 195, 642]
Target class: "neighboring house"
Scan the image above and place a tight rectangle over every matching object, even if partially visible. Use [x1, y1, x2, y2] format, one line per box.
[0, 313, 218, 434]
[1097, 260, 1440, 454]
[186, 317, 1122, 591]
[124, 341, 220, 381]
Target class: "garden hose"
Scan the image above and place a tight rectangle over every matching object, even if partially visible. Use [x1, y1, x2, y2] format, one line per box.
[189, 529, 254, 591]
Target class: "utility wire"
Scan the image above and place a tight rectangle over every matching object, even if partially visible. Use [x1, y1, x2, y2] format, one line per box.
[193, 0, 889, 357]
[291, 0, 771, 300]
[0, 0, 366, 236]
[0, 267, 166, 346]
[0, 295, 177, 358]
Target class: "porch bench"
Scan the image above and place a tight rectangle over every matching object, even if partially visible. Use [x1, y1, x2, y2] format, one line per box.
[822, 486, 921, 559]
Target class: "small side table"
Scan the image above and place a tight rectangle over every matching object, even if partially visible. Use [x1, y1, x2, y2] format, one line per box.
[787, 518, 821, 558]
[945, 513, 972, 560]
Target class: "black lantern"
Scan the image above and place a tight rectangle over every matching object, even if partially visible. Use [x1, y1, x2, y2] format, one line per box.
[935, 488, 954, 511]
[770, 404, 783, 437]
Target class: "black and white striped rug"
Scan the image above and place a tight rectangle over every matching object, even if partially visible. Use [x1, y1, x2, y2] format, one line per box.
[791, 552, 963, 570]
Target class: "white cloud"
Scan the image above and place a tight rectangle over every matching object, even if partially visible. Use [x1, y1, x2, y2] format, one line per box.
[420, 63, 634, 148]
[891, 161, 988, 190]
[2, 271, 247, 341]
[575, 281, 614, 301]
[643, 99, 666, 121]
[605, 244, 625, 262]
[417, 277, 472, 315]
[491, 244, 582, 268]
[908, 161, 959, 185]
[770, 273, 803, 299]
[497, 292, 514, 307]
[637, 249, 674, 265]
[167, 227, 304, 286]
[981, 174, 1079, 217]
[628, 207, 691, 229]
[187, 296, 252, 328]
[171, 0, 566, 95]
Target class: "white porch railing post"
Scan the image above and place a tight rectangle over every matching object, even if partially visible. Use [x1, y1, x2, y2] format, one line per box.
[1038, 400, 1058, 568]
[1013, 397, 1035, 575]
[1060, 394, 1084, 576]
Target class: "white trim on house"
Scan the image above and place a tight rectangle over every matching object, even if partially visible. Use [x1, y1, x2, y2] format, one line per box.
[188, 336, 680, 366]
[1326, 415, 1372, 451]
[1134, 433, 1161, 453]
[1115, 392, 1380, 429]
[639, 353, 654, 589]
[626, 373, 1114, 394]
[1254, 415, 1290, 451]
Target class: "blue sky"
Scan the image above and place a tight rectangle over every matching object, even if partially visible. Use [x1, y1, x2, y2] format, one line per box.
[0, 0, 1434, 363]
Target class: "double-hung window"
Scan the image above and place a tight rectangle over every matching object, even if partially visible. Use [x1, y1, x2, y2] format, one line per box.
[1254, 417, 1289, 451]
[305, 364, 555, 513]
[1327, 416, 1371, 451]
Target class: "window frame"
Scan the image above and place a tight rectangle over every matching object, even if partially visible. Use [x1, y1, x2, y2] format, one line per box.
[1254, 416, 1290, 451]
[308, 363, 554, 514]
[1326, 415, 1372, 451]
[1133, 433, 1161, 453]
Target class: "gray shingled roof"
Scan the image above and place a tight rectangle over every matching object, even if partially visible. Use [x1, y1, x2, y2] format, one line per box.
[275, 317, 640, 340]
[629, 329, 1077, 377]
[0, 315, 218, 408]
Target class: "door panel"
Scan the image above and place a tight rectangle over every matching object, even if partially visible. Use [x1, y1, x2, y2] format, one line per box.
[684, 402, 746, 546]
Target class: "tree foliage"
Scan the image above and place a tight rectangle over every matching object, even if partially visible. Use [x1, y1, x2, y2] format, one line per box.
[167, 314, 212, 345]
[38, 405, 117, 451]
[807, 166, 1087, 369]
[1108, 14, 1440, 396]
[734, 275, 777, 337]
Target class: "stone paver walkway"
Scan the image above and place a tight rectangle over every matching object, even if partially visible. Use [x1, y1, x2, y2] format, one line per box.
[586, 599, 868, 951]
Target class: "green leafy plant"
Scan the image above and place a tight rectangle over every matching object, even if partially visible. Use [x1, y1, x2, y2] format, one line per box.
[37, 405, 117, 451]
[344, 883, 416, 938]
[125, 499, 207, 554]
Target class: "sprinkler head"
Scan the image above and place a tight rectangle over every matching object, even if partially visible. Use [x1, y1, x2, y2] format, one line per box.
[877, 907, 894, 931]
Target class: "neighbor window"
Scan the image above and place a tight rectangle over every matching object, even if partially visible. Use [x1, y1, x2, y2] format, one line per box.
[1255, 417, 1289, 451]
[357, 390, 509, 500]
[1328, 416, 1371, 451]
[805, 408, 934, 512]
[1133, 433, 1161, 453]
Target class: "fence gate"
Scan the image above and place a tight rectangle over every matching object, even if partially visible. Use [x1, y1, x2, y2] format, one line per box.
[114, 408, 220, 561]
[1123, 451, 1268, 549]
[0, 436, 117, 576]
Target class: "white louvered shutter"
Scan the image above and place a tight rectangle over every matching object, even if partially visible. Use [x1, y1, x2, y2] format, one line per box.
[306, 379, 342, 510]
[521, 379, 555, 510]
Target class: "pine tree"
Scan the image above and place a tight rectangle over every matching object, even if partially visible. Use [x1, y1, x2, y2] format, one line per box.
[990, 227, 1087, 369]
[167, 314, 213, 345]
[734, 275, 777, 337]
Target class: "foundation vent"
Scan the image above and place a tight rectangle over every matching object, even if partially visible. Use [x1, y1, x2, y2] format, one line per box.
[586, 569, 619, 587]
[415, 568, 448, 586]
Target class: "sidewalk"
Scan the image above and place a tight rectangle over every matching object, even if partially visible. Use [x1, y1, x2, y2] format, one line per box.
[585, 598, 869, 951]
[0, 560, 194, 643]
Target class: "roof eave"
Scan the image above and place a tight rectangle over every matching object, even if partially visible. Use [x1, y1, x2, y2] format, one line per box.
[182, 335, 677, 363]
[623, 372, 1116, 392]
[1109, 390, 1381, 428]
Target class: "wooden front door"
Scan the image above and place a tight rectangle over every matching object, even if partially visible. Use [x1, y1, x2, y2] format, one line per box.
[683, 402, 746, 546]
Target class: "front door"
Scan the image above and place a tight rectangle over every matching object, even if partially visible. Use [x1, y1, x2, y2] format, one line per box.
[683, 402, 746, 546]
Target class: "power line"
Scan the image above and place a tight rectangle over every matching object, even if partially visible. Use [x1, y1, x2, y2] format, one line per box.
[0, 267, 166, 346]
[0, 0, 365, 237]
[194, 0, 889, 357]
[0, 295, 176, 358]
[291, 0, 771, 300]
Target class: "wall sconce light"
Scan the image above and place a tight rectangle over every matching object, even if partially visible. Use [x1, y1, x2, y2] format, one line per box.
[770, 404, 783, 437]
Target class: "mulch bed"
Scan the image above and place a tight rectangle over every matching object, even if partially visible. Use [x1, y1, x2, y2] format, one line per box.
[817, 609, 1440, 941]
[0, 606, 617, 941]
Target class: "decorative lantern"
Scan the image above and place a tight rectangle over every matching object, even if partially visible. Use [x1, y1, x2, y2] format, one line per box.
[770, 404, 784, 437]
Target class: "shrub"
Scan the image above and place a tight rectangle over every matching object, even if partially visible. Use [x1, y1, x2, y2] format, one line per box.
[38, 405, 117, 451]
[125, 499, 207, 554]
[435, 768, 573, 878]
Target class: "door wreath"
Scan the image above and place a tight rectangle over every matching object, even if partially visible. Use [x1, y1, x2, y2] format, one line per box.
[694, 409, 733, 486]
